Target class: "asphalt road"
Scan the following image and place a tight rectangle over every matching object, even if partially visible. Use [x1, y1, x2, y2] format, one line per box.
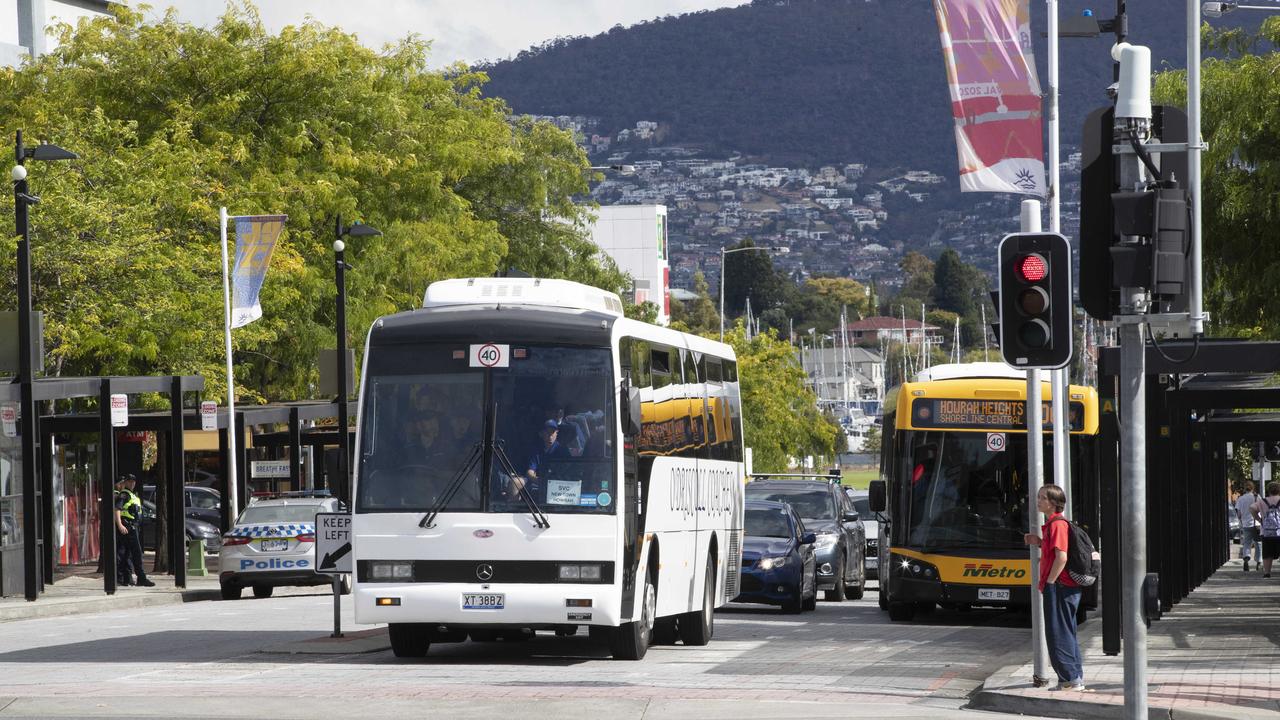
[0, 582, 1049, 719]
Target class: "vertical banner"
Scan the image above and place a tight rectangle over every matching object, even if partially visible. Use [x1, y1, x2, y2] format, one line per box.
[230, 215, 288, 328]
[935, 0, 1046, 196]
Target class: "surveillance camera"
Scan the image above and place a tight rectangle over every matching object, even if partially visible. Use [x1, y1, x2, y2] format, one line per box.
[11, 165, 27, 182]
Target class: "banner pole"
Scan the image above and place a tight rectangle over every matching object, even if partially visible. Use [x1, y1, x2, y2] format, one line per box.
[220, 207, 239, 519]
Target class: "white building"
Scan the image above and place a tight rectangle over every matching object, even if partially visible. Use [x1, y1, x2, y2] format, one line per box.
[2, 0, 113, 66]
[586, 205, 671, 325]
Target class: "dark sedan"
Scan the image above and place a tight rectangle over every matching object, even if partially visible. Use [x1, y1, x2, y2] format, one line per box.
[735, 500, 818, 613]
[746, 479, 866, 601]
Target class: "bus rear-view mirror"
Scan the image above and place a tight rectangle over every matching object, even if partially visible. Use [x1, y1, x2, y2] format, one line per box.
[868, 479, 887, 513]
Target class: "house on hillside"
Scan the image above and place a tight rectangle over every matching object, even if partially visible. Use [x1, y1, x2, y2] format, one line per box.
[843, 317, 943, 347]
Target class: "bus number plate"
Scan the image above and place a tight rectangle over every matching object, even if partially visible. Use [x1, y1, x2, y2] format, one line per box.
[463, 593, 505, 610]
[978, 588, 1010, 602]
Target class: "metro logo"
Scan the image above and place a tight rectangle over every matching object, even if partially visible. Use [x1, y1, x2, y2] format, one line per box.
[961, 563, 1026, 579]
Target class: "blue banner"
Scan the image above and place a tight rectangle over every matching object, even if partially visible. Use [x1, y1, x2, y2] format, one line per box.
[230, 215, 287, 328]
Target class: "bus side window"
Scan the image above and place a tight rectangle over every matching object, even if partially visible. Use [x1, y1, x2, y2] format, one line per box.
[724, 359, 743, 463]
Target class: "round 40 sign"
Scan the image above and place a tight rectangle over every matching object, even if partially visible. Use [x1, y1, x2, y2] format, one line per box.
[469, 343, 509, 368]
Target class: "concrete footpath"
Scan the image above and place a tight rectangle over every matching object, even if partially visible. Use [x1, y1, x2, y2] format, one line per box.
[0, 566, 223, 623]
[970, 560, 1280, 719]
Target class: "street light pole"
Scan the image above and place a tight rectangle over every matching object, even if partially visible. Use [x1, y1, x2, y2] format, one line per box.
[718, 244, 789, 342]
[333, 216, 380, 504]
[11, 130, 76, 601]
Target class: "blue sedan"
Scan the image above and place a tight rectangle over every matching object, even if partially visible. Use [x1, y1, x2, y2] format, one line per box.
[735, 500, 818, 613]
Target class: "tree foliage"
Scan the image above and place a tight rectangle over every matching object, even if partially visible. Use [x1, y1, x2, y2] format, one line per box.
[725, 323, 838, 472]
[669, 271, 720, 335]
[0, 4, 625, 402]
[786, 276, 869, 335]
[1154, 19, 1280, 338]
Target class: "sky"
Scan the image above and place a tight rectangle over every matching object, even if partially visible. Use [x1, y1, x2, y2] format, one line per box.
[138, 1, 749, 66]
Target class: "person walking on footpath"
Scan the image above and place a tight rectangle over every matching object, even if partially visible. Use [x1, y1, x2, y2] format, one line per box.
[113, 473, 155, 587]
[1024, 484, 1085, 691]
[1237, 481, 1262, 572]
[1251, 481, 1280, 578]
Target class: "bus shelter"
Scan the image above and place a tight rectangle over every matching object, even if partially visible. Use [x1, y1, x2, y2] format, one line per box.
[1095, 339, 1280, 655]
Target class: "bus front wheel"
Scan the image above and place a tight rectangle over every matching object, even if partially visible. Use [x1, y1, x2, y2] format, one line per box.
[388, 623, 431, 658]
[888, 602, 916, 622]
[612, 572, 654, 660]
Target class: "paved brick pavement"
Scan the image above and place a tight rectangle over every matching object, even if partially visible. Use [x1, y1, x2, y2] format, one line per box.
[972, 560, 1280, 719]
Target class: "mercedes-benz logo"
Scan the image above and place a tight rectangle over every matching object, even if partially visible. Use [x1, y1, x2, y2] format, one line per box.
[476, 563, 494, 581]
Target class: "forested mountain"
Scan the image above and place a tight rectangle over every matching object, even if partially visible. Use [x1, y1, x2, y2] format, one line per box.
[480, 0, 1257, 169]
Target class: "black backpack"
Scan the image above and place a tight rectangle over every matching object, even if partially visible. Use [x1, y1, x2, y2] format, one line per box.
[1052, 517, 1100, 587]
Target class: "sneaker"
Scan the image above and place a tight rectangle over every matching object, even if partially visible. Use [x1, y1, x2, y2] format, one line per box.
[1049, 680, 1087, 692]
[1244, 559, 1251, 572]
[136, 578, 156, 587]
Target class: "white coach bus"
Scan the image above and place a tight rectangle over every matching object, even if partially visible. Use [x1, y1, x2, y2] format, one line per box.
[352, 278, 745, 660]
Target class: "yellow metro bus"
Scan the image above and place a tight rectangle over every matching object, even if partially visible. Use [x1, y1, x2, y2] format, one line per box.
[868, 362, 1099, 621]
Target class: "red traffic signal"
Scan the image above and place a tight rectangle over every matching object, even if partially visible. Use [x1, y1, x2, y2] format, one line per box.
[998, 233, 1073, 369]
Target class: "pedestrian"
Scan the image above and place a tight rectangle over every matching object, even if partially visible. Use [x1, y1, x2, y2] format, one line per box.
[1251, 481, 1280, 578]
[113, 473, 154, 587]
[1237, 481, 1262, 572]
[1024, 484, 1085, 692]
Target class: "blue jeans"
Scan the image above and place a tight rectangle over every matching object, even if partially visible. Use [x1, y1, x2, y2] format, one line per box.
[1043, 583, 1083, 684]
[1242, 527, 1262, 562]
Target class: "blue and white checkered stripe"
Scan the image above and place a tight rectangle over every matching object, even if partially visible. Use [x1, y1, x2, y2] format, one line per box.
[227, 523, 314, 538]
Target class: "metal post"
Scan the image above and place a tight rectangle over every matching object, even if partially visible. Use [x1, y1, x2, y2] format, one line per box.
[331, 576, 343, 638]
[1046, 0, 1072, 518]
[718, 246, 726, 342]
[1054, 369, 1072, 517]
[1187, 0, 1204, 335]
[1020, 198, 1050, 683]
[220, 207, 239, 518]
[170, 376, 187, 588]
[335, 217, 351, 499]
[1120, 320, 1147, 718]
[99, 379, 117, 595]
[14, 131, 41, 601]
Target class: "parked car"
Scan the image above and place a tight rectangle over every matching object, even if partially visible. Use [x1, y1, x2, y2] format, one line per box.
[141, 484, 222, 527]
[746, 478, 866, 600]
[137, 498, 223, 553]
[1229, 502, 1241, 544]
[218, 492, 345, 600]
[735, 500, 817, 613]
[845, 488, 879, 580]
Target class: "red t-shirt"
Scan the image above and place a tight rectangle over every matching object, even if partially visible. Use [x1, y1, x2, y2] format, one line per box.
[1039, 513, 1079, 591]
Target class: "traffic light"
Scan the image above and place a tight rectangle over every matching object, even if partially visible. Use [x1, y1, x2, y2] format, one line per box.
[999, 232, 1073, 369]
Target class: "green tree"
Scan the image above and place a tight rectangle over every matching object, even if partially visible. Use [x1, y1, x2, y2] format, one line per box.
[669, 271, 720, 334]
[725, 323, 838, 472]
[1153, 19, 1280, 338]
[0, 4, 624, 402]
[786, 276, 869, 335]
[722, 239, 784, 321]
[888, 251, 935, 320]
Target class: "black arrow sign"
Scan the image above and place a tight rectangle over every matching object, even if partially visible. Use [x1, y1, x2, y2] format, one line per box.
[320, 542, 351, 570]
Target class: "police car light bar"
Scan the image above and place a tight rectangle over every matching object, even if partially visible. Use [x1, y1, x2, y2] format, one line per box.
[423, 278, 625, 317]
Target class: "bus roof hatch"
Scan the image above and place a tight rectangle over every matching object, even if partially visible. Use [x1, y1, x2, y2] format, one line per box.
[423, 278, 625, 316]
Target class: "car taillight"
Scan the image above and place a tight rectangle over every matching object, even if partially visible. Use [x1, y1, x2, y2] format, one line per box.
[223, 535, 252, 546]
[297, 533, 315, 543]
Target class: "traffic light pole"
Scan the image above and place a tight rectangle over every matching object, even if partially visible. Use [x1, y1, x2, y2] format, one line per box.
[1019, 199, 1051, 686]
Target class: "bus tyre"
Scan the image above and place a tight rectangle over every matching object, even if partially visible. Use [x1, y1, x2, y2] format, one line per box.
[679, 559, 716, 646]
[652, 618, 679, 646]
[888, 601, 916, 622]
[825, 558, 846, 602]
[220, 582, 241, 601]
[612, 572, 654, 660]
[388, 623, 431, 658]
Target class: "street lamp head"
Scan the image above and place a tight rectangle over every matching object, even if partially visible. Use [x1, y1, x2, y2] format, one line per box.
[333, 239, 345, 253]
[615, 164, 636, 175]
[345, 221, 382, 238]
[25, 143, 78, 162]
[11, 165, 26, 182]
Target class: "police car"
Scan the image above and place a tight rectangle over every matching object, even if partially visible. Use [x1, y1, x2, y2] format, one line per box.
[218, 492, 346, 600]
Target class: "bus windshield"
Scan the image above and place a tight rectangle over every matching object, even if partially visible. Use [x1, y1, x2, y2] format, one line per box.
[357, 343, 616, 515]
[905, 431, 1032, 550]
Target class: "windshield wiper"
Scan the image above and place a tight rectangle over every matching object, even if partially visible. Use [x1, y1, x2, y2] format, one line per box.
[492, 441, 551, 529]
[419, 442, 483, 529]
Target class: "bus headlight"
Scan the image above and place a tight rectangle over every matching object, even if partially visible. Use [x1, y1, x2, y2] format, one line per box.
[758, 555, 790, 571]
[369, 561, 414, 580]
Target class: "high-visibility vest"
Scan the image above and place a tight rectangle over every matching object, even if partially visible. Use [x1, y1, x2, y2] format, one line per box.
[118, 489, 141, 523]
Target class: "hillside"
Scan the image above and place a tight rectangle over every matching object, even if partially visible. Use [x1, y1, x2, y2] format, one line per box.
[480, 0, 1256, 170]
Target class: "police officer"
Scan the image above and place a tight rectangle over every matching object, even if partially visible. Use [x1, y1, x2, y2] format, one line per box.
[113, 473, 154, 587]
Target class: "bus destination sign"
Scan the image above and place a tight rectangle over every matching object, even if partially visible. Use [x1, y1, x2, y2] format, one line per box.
[910, 398, 1083, 431]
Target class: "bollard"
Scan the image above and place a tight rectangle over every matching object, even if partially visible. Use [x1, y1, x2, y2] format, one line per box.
[187, 538, 208, 576]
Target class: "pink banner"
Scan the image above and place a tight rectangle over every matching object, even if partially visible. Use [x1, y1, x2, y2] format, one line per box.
[935, 0, 1045, 196]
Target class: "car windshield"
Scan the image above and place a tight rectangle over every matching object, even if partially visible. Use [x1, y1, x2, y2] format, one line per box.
[746, 487, 834, 521]
[238, 504, 325, 524]
[357, 343, 616, 515]
[745, 507, 794, 538]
